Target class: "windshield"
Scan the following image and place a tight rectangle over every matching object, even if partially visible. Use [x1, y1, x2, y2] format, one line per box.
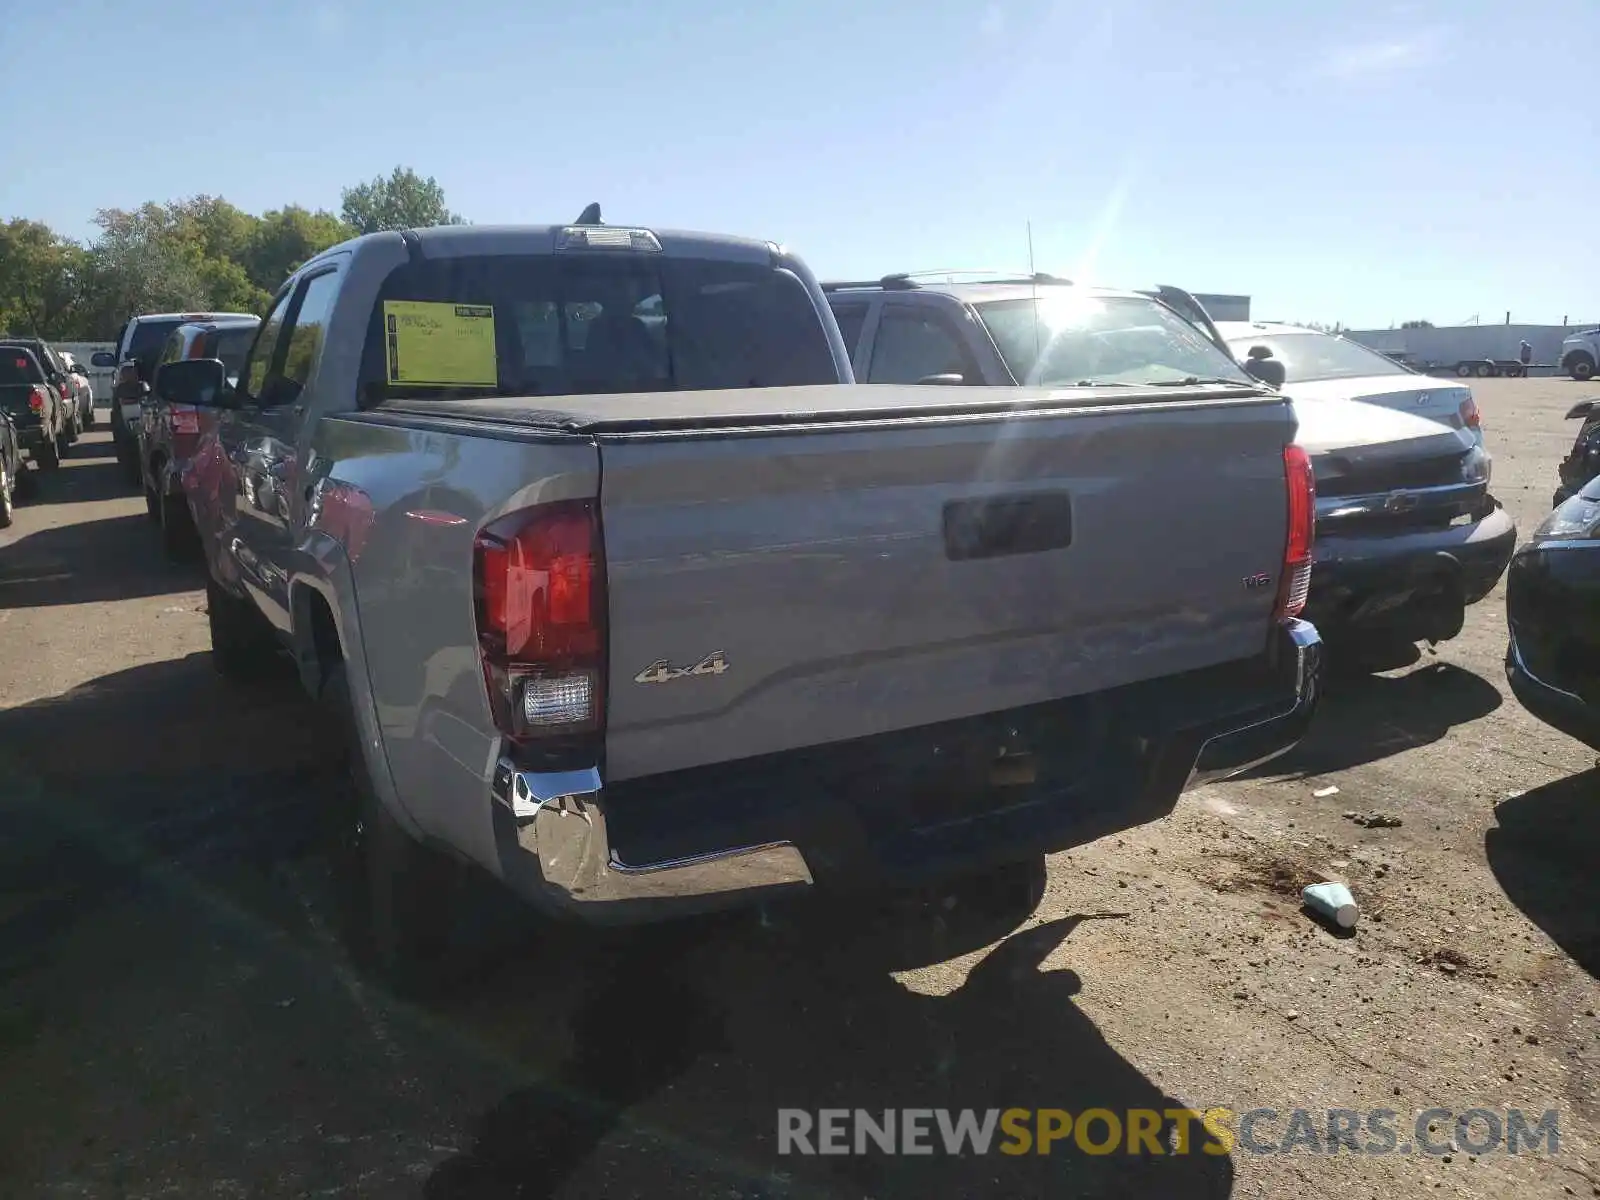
[128, 319, 183, 382]
[359, 254, 837, 402]
[210, 327, 256, 381]
[977, 294, 1252, 387]
[1224, 330, 1410, 383]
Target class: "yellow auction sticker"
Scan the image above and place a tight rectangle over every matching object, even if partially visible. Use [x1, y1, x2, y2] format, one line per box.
[382, 300, 498, 387]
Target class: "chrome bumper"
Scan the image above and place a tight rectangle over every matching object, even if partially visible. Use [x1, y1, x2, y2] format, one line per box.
[1187, 618, 1323, 787]
[496, 763, 814, 917]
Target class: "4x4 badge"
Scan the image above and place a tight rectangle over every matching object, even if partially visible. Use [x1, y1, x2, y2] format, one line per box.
[634, 651, 730, 685]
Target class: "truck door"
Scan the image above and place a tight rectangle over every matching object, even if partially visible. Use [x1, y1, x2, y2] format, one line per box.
[217, 269, 340, 633]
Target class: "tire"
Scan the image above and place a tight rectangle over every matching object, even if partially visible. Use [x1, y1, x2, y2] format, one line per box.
[83, 403, 95, 430]
[143, 480, 160, 522]
[33, 436, 59, 470]
[117, 438, 140, 486]
[1456, 362, 1474, 377]
[205, 574, 281, 681]
[160, 489, 200, 562]
[1571, 354, 1597, 382]
[1475, 362, 1494, 378]
[0, 461, 13, 529]
[322, 662, 470, 995]
[64, 409, 79, 444]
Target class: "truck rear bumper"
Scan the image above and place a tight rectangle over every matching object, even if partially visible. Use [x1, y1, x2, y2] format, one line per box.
[491, 619, 1322, 923]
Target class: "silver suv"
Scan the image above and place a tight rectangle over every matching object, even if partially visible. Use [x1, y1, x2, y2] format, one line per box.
[822, 273, 1248, 388]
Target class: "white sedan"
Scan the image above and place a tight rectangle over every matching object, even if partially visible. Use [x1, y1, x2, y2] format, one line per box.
[1218, 320, 1484, 447]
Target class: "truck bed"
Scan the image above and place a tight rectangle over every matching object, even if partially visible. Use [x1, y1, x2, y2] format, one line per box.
[376, 381, 1272, 435]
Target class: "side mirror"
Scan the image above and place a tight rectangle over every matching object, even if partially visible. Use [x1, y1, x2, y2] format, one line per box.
[90, 351, 117, 368]
[1243, 353, 1286, 389]
[156, 358, 231, 408]
[916, 373, 968, 386]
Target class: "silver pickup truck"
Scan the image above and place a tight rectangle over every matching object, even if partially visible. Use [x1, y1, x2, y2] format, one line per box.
[159, 219, 1322, 975]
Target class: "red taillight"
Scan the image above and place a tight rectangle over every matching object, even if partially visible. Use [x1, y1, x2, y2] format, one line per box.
[1459, 395, 1481, 429]
[27, 386, 46, 412]
[57, 380, 70, 401]
[473, 500, 605, 741]
[1275, 443, 1315, 621]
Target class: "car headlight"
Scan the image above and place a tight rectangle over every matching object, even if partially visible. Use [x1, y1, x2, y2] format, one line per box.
[1532, 493, 1600, 540]
[1461, 445, 1492, 485]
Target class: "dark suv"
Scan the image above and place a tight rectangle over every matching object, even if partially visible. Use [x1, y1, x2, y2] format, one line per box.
[0, 345, 69, 469]
[139, 317, 260, 557]
[93, 310, 254, 479]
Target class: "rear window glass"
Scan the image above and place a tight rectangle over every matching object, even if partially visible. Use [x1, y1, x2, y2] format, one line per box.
[0, 352, 43, 385]
[358, 253, 837, 404]
[127, 320, 183, 381]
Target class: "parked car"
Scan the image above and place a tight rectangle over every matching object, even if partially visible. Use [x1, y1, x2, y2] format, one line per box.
[1505, 483, 1600, 749]
[0, 410, 22, 526]
[140, 317, 261, 558]
[92, 310, 254, 478]
[161, 219, 1322, 983]
[825, 277, 1514, 660]
[1215, 321, 1484, 445]
[0, 337, 79, 446]
[1560, 328, 1598, 382]
[0, 345, 68, 470]
[1552, 399, 1600, 508]
[1292, 397, 1514, 657]
[56, 351, 96, 428]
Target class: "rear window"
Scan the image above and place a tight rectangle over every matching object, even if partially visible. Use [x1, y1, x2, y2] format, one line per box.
[127, 320, 184, 381]
[358, 253, 837, 404]
[0, 352, 43, 386]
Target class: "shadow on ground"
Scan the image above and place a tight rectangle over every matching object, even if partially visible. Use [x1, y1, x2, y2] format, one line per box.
[1245, 658, 1502, 780]
[1486, 768, 1600, 979]
[0, 650, 1232, 1197]
[0, 510, 200, 607]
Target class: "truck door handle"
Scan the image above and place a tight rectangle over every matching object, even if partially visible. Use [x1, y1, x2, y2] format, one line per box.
[943, 491, 1073, 561]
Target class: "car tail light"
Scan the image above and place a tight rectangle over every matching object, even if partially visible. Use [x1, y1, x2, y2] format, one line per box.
[27, 386, 47, 412]
[473, 500, 605, 741]
[57, 380, 70, 401]
[1274, 444, 1315, 621]
[171, 406, 200, 434]
[1459, 395, 1481, 429]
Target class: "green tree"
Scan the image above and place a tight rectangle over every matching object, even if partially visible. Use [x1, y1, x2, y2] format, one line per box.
[0, 220, 89, 337]
[1400, 319, 1434, 329]
[340, 166, 464, 234]
[245, 206, 352, 292]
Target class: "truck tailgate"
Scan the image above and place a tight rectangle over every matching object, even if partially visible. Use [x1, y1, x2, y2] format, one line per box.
[599, 391, 1294, 781]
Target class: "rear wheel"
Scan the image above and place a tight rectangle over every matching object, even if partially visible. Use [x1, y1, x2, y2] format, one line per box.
[1571, 354, 1597, 382]
[33, 436, 59, 470]
[1456, 362, 1474, 377]
[143, 480, 160, 521]
[0, 460, 14, 528]
[160, 489, 200, 562]
[206, 574, 281, 681]
[1475, 362, 1494, 377]
[322, 662, 475, 996]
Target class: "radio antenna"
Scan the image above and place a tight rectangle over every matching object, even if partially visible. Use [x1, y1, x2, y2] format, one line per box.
[1027, 221, 1041, 381]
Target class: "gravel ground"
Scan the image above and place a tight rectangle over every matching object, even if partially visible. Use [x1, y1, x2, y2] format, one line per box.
[0, 379, 1596, 1199]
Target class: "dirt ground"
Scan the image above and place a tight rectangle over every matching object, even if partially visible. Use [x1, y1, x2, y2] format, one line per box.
[0, 378, 1596, 1199]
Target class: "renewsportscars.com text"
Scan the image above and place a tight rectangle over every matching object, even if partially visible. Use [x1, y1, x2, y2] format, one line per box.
[777, 1107, 1560, 1157]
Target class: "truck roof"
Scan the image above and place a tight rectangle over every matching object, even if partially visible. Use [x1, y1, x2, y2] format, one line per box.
[307, 223, 780, 270]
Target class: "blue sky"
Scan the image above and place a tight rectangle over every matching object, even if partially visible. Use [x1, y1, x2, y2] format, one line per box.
[3, 0, 1595, 330]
